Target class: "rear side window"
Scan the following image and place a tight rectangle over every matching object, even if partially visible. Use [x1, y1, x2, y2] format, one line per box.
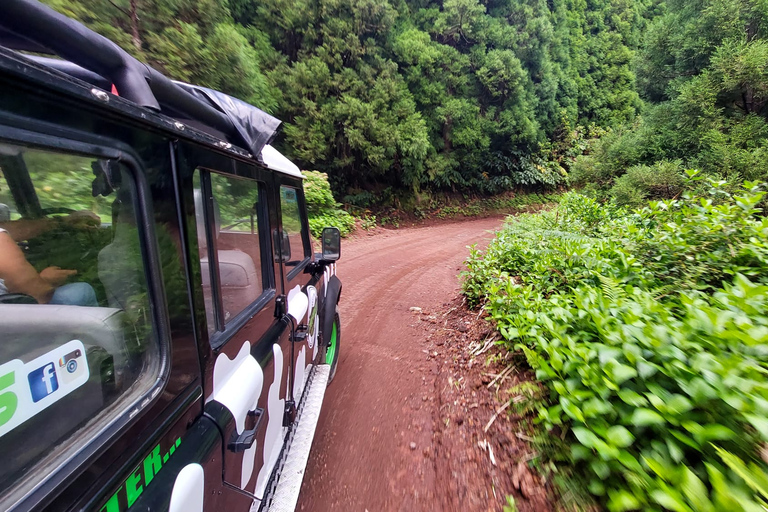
[280, 185, 310, 267]
[0, 143, 160, 496]
[193, 170, 266, 332]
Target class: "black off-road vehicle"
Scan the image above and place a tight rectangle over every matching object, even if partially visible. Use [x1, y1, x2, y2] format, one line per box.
[0, 2, 342, 511]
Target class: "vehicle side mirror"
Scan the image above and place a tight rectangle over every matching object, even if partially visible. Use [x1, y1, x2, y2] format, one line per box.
[321, 227, 341, 261]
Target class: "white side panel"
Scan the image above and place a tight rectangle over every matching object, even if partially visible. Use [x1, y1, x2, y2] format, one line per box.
[256, 343, 287, 499]
[169, 464, 204, 512]
[260, 145, 302, 178]
[209, 341, 264, 434]
[286, 285, 308, 323]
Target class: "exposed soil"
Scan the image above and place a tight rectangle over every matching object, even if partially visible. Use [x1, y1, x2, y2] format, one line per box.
[348, 189, 558, 231]
[298, 217, 552, 511]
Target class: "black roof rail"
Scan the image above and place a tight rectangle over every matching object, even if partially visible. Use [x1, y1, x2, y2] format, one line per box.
[0, 0, 281, 158]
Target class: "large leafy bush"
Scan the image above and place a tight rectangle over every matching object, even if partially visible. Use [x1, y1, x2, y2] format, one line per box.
[463, 178, 768, 510]
[609, 160, 686, 206]
[303, 171, 355, 237]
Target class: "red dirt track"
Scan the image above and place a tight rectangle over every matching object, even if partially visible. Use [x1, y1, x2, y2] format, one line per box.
[298, 217, 506, 512]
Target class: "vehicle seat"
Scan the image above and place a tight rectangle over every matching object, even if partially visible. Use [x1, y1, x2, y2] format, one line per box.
[195, 190, 260, 321]
[200, 250, 260, 320]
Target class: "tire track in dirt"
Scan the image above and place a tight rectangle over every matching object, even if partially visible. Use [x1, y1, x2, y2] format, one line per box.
[298, 216, 504, 512]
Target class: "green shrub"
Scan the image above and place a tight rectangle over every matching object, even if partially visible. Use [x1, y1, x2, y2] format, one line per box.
[569, 125, 650, 189]
[303, 170, 338, 214]
[360, 214, 377, 231]
[463, 178, 768, 510]
[610, 160, 686, 206]
[307, 209, 355, 238]
[302, 170, 356, 237]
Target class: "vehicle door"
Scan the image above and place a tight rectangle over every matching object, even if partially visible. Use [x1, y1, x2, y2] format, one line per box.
[179, 143, 292, 507]
[0, 116, 212, 511]
[275, 178, 321, 404]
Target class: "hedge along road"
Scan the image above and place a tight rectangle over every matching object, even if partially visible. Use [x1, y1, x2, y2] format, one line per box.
[298, 216, 505, 511]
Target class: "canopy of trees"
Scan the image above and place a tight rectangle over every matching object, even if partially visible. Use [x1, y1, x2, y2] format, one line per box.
[573, 0, 768, 193]
[44, 1, 768, 204]
[41, 0, 662, 200]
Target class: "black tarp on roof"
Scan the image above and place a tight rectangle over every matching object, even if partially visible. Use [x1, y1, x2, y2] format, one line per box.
[0, 0, 282, 160]
[174, 82, 282, 160]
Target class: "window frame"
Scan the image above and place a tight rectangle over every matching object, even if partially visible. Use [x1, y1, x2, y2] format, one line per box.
[0, 119, 172, 508]
[278, 183, 312, 282]
[193, 167, 276, 348]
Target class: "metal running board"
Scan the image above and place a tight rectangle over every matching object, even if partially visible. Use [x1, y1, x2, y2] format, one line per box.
[265, 364, 330, 512]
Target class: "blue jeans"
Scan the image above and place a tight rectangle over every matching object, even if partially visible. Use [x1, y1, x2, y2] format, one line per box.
[49, 282, 98, 307]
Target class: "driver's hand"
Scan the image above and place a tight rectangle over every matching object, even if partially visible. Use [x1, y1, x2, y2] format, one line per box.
[40, 266, 77, 286]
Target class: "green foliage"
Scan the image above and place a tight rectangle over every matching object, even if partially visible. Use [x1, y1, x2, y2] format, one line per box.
[302, 171, 355, 237]
[609, 160, 687, 206]
[42, 0, 656, 200]
[302, 171, 337, 214]
[307, 211, 355, 238]
[463, 179, 768, 510]
[42, 0, 278, 112]
[359, 215, 377, 231]
[578, 0, 768, 193]
[502, 496, 518, 512]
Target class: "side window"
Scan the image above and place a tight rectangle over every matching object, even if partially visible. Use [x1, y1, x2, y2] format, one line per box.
[280, 185, 310, 267]
[193, 170, 266, 332]
[0, 143, 160, 493]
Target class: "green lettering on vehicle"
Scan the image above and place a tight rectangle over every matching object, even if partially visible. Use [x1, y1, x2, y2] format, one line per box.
[125, 469, 143, 507]
[97, 437, 181, 512]
[100, 491, 120, 512]
[0, 371, 18, 427]
[143, 445, 162, 486]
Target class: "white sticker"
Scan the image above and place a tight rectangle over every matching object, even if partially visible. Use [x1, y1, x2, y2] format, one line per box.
[306, 285, 318, 350]
[0, 340, 90, 437]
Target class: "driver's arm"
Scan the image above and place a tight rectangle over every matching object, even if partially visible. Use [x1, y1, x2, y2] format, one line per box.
[0, 218, 56, 241]
[0, 211, 100, 241]
[0, 230, 54, 303]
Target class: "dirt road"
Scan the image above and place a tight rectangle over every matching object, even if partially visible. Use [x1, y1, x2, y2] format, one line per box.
[298, 216, 505, 512]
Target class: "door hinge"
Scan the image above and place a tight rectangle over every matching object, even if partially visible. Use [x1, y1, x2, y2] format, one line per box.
[290, 324, 308, 342]
[274, 294, 286, 318]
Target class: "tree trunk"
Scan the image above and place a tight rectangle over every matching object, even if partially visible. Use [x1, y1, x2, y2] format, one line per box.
[129, 0, 141, 52]
[443, 117, 452, 152]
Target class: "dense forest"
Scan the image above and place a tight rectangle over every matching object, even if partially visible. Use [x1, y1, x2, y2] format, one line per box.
[43, 0, 768, 206]
[43, 0, 663, 203]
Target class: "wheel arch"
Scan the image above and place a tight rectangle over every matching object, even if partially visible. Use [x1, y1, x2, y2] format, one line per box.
[320, 275, 342, 347]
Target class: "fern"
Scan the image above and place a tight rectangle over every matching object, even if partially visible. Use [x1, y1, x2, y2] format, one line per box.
[597, 274, 625, 302]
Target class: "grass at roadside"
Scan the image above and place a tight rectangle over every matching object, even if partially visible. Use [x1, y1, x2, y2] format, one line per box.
[462, 174, 768, 510]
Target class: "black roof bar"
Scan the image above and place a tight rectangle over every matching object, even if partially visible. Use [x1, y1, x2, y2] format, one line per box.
[28, 55, 113, 91]
[0, 0, 281, 157]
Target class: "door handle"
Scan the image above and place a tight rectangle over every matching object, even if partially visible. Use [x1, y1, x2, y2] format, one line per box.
[228, 407, 264, 453]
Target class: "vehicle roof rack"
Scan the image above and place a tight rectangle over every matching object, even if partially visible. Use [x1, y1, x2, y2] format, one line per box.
[0, 0, 282, 161]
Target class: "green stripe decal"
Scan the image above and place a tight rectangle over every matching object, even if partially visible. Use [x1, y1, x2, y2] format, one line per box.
[326, 322, 337, 365]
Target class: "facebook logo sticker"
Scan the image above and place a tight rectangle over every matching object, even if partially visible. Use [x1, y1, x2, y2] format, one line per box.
[28, 363, 59, 403]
